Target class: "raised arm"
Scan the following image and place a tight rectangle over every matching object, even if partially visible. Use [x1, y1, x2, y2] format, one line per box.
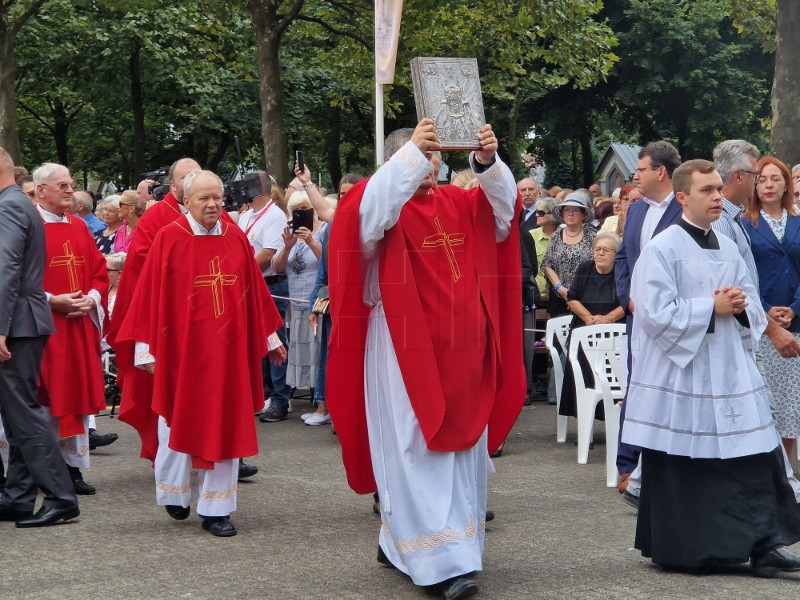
[470, 124, 516, 242]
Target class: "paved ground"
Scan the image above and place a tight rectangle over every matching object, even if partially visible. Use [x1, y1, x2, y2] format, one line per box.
[4, 398, 800, 599]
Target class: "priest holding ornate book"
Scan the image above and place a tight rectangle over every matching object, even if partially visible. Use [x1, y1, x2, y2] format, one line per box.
[328, 119, 525, 598]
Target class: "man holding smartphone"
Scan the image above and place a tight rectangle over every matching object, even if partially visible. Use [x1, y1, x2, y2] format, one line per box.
[237, 171, 293, 422]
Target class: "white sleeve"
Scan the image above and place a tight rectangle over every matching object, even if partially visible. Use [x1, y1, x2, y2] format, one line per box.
[134, 342, 155, 368]
[359, 141, 434, 257]
[267, 332, 282, 351]
[87, 289, 105, 336]
[255, 212, 287, 252]
[470, 153, 517, 242]
[630, 244, 714, 368]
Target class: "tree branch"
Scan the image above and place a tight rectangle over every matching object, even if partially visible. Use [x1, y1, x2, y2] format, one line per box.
[295, 14, 370, 50]
[277, 0, 305, 35]
[12, 0, 50, 35]
[17, 99, 55, 134]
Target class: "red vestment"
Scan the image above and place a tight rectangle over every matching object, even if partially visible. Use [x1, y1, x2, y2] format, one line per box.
[115, 216, 282, 468]
[39, 216, 109, 438]
[107, 192, 232, 461]
[327, 180, 525, 494]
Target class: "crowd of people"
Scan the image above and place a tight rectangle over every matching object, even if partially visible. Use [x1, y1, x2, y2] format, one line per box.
[3, 123, 800, 598]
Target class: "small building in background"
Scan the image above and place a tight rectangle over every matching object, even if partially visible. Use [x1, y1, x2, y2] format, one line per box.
[594, 143, 641, 196]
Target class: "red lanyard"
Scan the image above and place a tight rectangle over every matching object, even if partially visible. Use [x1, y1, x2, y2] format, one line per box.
[244, 201, 273, 236]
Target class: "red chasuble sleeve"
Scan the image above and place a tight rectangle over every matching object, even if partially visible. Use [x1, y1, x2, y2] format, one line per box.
[116, 217, 282, 467]
[327, 180, 525, 494]
[39, 217, 109, 438]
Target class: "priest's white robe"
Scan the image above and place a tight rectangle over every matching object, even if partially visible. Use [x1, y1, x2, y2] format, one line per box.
[622, 223, 781, 458]
[359, 141, 515, 586]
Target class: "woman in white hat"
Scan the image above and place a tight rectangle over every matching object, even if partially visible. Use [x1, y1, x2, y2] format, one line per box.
[541, 190, 597, 316]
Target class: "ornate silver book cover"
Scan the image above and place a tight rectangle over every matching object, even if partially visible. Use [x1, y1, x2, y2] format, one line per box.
[410, 57, 485, 151]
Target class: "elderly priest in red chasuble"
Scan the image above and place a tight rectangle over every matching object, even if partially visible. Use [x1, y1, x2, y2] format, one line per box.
[33, 163, 109, 497]
[116, 170, 285, 538]
[327, 119, 525, 598]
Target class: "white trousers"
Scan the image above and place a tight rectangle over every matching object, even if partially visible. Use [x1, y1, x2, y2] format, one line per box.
[41, 407, 90, 469]
[154, 417, 238, 517]
[366, 303, 487, 587]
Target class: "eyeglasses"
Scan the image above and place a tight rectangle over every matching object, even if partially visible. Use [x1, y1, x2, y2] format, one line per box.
[119, 202, 136, 207]
[594, 246, 615, 254]
[47, 181, 78, 191]
[633, 166, 659, 175]
[535, 210, 550, 217]
[739, 169, 759, 176]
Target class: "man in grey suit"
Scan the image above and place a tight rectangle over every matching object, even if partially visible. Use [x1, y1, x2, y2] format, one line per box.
[0, 148, 79, 528]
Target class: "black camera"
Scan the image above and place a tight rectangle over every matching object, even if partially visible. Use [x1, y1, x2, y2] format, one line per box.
[140, 167, 170, 201]
[223, 171, 264, 212]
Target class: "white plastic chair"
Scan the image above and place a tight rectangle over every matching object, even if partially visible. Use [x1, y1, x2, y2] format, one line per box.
[545, 315, 572, 442]
[568, 324, 626, 487]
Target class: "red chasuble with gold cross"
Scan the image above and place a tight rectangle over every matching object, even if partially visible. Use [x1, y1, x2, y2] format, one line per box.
[107, 192, 233, 461]
[115, 216, 282, 468]
[327, 180, 525, 494]
[39, 216, 109, 438]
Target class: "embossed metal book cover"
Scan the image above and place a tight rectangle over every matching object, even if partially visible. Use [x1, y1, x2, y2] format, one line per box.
[410, 57, 485, 151]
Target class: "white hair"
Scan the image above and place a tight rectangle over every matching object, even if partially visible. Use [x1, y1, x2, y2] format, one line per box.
[594, 232, 621, 252]
[32, 162, 70, 187]
[712, 140, 760, 184]
[183, 169, 223, 198]
[286, 191, 311, 213]
[324, 193, 338, 209]
[103, 194, 121, 209]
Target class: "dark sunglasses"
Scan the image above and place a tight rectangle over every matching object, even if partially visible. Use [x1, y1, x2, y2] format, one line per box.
[535, 210, 550, 217]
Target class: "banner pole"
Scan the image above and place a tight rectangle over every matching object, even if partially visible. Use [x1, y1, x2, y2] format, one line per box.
[375, 82, 384, 166]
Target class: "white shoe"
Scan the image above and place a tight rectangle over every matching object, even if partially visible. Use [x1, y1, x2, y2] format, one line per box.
[300, 412, 314, 422]
[256, 397, 292, 415]
[255, 398, 272, 416]
[305, 413, 332, 426]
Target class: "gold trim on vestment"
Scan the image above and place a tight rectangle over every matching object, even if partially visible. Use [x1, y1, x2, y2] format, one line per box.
[49, 240, 86, 293]
[381, 520, 480, 554]
[201, 485, 238, 501]
[422, 215, 465, 283]
[156, 482, 191, 494]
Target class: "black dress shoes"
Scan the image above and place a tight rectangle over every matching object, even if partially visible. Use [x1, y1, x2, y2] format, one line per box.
[73, 478, 96, 495]
[165, 505, 190, 520]
[0, 504, 34, 521]
[88, 429, 119, 451]
[622, 491, 639, 510]
[438, 576, 479, 600]
[238, 460, 258, 479]
[16, 505, 80, 528]
[751, 546, 800, 577]
[201, 516, 237, 537]
[377, 545, 397, 569]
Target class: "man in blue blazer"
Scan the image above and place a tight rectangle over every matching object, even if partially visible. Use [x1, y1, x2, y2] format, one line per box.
[614, 141, 683, 497]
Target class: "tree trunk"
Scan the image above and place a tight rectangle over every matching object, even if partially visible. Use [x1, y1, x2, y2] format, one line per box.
[326, 105, 341, 189]
[0, 23, 23, 164]
[506, 87, 522, 177]
[51, 98, 69, 166]
[771, 0, 800, 165]
[248, 1, 295, 186]
[580, 130, 593, 187]
[130, 38, 146, 179]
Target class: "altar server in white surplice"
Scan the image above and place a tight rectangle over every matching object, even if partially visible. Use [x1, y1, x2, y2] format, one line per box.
[623, 159, 800, 576]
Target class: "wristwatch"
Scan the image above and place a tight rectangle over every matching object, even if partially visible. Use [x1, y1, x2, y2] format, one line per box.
[301, 182, 312, 190]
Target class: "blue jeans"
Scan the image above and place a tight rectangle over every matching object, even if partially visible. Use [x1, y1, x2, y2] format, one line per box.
[265, 278, 291, 410]
[313, 315, 331, 403]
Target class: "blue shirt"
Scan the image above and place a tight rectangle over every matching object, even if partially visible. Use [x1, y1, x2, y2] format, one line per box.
[82, 212, 106, 235]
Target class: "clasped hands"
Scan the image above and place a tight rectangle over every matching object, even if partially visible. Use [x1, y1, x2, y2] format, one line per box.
[768, 306, 795, 329]
[49, 291, 96, 318]
[411, 118, 497, 164]
[714, 286, 748, 316]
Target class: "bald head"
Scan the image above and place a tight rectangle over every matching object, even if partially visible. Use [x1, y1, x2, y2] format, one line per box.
[0, 147, 15, 186]
[73, 190, 94, 215]
[169, 158, 202, 203]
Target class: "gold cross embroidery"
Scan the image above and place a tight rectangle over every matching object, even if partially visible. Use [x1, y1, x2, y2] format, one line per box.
[49, 240, 85, 292]
[193, 256, 238, 318]
[422, 215, 465, 283]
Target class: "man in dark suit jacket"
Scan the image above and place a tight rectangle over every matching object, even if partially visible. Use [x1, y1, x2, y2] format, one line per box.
[614, 141, 682, 496]
[0, 148, 79, 528]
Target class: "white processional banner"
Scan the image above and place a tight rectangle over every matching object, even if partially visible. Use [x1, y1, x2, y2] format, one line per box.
[375, 0, 403, 84]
